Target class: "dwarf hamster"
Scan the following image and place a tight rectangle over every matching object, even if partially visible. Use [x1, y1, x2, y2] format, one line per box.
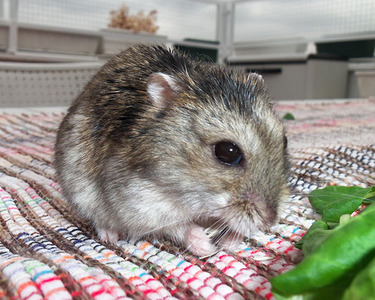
[54, 44, 289, 257]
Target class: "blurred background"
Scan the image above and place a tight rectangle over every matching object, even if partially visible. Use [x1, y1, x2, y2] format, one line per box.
[0, 0, 374, 106]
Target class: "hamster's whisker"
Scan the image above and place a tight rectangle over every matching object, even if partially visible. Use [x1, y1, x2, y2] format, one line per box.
[229, 223, 242, 250]
[218, 212, 244, 251]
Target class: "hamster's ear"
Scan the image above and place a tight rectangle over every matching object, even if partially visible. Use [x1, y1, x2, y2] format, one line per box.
[147, 72, 180, 109]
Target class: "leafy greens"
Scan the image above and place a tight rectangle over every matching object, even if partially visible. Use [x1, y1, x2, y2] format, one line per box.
[271, 185, 375, 300]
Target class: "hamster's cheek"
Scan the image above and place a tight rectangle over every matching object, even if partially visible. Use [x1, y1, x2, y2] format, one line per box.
[118, 177, 193, 235]
[204, 192, 231, 214]
[216, 192, 231, 206]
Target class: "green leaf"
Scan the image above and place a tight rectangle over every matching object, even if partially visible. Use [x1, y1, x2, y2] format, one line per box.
[342, 253, 375, 300]
[274, 270, 359, 300]
[364, 186, 375, 204]
[273, 186, 375, 299]
[273, 291, 304, 300]
[271, 204, 375, 296]
[294, 219, 329, 251]
[308, 186, 371, 223]
[283, 112, 295, 120]
[300, 222, 333, 256]
[339, 214, 351, 225]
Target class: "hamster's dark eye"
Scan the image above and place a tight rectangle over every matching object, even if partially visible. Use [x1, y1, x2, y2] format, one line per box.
[213, 141, 243, 165]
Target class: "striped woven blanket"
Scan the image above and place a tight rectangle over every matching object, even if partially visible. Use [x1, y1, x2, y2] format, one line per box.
[0, 99, 374, 300]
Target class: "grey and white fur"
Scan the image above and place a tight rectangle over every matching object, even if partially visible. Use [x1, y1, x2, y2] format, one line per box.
[55, 44, 289, 256]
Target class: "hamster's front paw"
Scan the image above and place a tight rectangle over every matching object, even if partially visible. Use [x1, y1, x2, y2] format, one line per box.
[185, 225, 217, 257]
[97, 228, 120, 244]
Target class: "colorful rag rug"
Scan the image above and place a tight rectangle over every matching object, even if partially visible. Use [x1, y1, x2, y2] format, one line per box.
[0, 99, 374, 300]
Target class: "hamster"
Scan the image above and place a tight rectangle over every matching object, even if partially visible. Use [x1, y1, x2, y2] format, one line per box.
[54, 44, 289, 257]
